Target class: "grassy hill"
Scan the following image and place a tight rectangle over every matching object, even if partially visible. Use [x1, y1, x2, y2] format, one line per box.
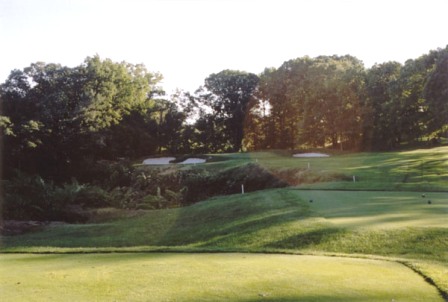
[2, 189, 447, 296]
[1, 146, 447, 300]
[249, 146, 448, 191]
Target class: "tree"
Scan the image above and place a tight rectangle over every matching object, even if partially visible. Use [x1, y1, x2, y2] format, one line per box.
[424, 47, 448, 139]
[81, 56, 162, 131]
[0, 56, 162, 179]
[201, 70, 259, 152]
[393, 49, 443, 145]
[363, 62, 402, 150]
[251, 56, 364, 150]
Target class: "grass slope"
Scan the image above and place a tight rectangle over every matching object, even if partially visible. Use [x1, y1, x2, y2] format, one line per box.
[0, 253, 444, 302]
[3, 190, 447, 259]
[2, 189, 447, 295]
[1, 146, 447, 299]
[250, 146, 448, 191]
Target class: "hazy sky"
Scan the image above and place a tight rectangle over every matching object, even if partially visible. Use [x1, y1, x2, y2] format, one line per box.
[1, 0, 447, 93]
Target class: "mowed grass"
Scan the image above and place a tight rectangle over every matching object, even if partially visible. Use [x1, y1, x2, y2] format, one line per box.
[1, 146, 447, 300]
[3, 190, 447, 260]
[2, 189, 447, 296]
[251, 146, 448, 191]
[0, 253, 444, 302]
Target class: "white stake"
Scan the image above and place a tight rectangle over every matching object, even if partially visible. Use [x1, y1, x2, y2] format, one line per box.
[353, 175, 356, 183]
[241, 184, 245, 194]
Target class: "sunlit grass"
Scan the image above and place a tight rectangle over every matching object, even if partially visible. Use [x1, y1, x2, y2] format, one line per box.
[0, 253, 444, 302]
[250, 146, 448, 191]
[2, 146, 447, 300]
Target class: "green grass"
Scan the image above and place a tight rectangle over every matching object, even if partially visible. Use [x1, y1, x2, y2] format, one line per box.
[2, 189, 447, 296]
[3, 190, 447, 259]
[0, 253, 444, 302]
[251, 146, 448, 191]
[2, 146, 447, 300]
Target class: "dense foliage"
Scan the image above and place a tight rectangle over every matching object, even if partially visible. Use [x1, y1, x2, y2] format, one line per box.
[244, 49, 448, 151]
[1, 47, 447, 220]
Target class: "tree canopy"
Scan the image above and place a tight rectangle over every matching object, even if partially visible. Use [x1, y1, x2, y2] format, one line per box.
[0, 56, 164, 178]
[1, 47, 447, 181]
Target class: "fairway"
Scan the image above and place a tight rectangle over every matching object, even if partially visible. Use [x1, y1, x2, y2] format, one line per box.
[2, 148, 447, 301]
[292, 190, 448, 229]
[0, 253, 444, 302]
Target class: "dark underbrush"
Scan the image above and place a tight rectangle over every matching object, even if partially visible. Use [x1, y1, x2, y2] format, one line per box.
[2, 162, 288, 223]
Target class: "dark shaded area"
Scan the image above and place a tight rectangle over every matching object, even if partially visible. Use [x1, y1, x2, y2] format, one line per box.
[264, 227, 345, 250]
[183, 163, 288, 204]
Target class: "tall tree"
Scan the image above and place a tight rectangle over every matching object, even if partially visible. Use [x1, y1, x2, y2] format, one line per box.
[252, 56, 364, 150]
[0, 56, 162, 179]
[424, 47, 448, 139]
[202, 70, 259, 152]
[363, 62, 402, 150]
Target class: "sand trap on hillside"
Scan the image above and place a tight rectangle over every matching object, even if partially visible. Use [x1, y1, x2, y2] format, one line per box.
[142, 157, 207, 165]
[179, 158, 207, 164]
[142, 157, 175, 165]
[293, 153, 330, 158]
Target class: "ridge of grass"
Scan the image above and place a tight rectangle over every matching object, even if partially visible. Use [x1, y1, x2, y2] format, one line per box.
[2, 147, 447, 298]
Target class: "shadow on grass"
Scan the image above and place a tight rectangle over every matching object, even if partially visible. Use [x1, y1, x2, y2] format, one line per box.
[0, 190, 311, 250]
[263, 227, 344, 250]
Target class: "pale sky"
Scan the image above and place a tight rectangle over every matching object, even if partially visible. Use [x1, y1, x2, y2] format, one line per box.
[1, 0, 447, 93]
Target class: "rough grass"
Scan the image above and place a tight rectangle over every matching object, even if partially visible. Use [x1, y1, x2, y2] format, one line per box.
[0, 253, 444, 302]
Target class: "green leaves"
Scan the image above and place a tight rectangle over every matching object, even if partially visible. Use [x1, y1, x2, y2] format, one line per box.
[81, 55, 162, 131]
[252, 55, 364, 150]
[0, 56, 163, 179]
[199, 70, 259, 152]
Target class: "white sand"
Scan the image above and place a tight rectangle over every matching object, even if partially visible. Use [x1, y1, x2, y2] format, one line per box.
[293, 153, 330, 158]
[142, 157, 176, 165]
[142, 157, 207, 165]
[179, 158, 207, 164]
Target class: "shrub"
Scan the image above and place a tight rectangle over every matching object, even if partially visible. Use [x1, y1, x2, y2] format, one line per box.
[182, 163, 288, 203]
[75, 185, 111, 207]
[2, 172, 85, 221]
[137, 194, 167, 210]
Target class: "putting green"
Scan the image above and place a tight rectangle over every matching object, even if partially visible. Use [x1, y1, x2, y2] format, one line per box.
[0, 253, 444, 301]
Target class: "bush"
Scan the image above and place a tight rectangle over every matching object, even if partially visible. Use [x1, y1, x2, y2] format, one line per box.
[3, 172, 85, 221]
[182, 163, 288, 204]
[2, 172, 111, 221]
[137, 194, 167, 210]
[74, 159, 133, 189]
[272, 168, 352, 185]
[75, 185, 111, 207]
[3, 172, 57, 220]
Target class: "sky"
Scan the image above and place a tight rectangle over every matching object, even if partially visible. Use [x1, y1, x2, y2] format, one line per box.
[1, 0, 447, 93]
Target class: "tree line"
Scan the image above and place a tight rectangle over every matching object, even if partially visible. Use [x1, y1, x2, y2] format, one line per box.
[245, 49, 448, 151]
[1, 47, 447, 181]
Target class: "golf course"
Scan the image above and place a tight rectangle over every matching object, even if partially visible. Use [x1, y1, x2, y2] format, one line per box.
[1, 146, 447, 301]
[2, 2, 448, 300]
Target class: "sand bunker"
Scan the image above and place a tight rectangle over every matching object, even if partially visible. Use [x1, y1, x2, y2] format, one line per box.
[142, 157, 176, 165]
[142, 157, 207, 165]
[179, 158, 207, 164]
[293, 153, 330, 158]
